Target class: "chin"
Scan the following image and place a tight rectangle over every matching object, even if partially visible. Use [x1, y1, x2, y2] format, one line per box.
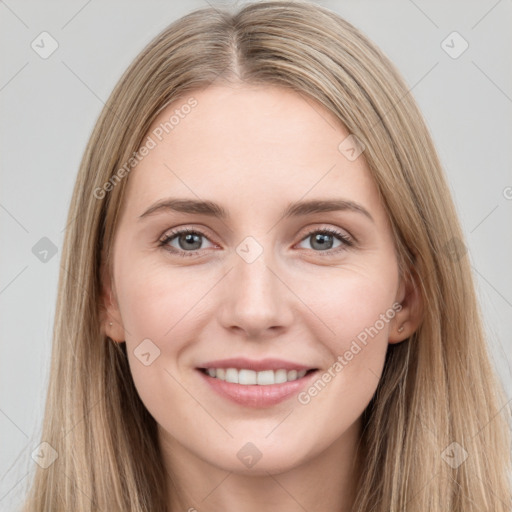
[202, 440, 312, 476]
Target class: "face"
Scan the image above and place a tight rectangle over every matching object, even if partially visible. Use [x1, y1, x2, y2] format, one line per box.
[103, 84, 417, 475]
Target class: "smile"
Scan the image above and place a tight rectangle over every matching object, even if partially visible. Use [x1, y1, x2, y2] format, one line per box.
[199, 367, 316, 385]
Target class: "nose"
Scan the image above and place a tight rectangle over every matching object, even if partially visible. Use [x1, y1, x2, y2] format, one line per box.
[218, 246, 294, 340]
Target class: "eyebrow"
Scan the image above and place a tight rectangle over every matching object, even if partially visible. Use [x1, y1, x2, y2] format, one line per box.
[138, 197, 374, 223]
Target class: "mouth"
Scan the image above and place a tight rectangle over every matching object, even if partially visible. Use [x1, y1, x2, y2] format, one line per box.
[197, 367, 318, 385]
[195, 358, 319, 408]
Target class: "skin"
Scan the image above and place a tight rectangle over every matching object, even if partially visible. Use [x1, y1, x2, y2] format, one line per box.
[103, 83, 422, 512]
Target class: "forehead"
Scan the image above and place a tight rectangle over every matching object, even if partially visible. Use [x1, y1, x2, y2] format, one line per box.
[122, 84, 380, 219]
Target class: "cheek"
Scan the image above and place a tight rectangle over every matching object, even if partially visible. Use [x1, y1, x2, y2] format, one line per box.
[113, 251, 230, 394]
[290, 275, 396, 445]
[298, 265, 398, 351]
[116, 255, 210, 343]
[115, 262, 209, 425]
[291, 264, 398, 411]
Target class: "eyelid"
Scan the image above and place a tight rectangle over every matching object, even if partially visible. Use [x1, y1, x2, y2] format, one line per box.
[298, 224, 354, 243]
[158, 226, 212, 244]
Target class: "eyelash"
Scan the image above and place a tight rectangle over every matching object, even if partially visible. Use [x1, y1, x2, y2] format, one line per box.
[158, 226, 354, 258]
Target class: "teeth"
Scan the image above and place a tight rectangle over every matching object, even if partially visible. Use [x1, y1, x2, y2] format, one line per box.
[275, 369, 288, 383]
[225, 368, 238, 383]
[204, 367, 309, 385]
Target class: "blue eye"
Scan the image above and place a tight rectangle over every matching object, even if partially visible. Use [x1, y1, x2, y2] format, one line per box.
[158, 226, 353, 258]
[158, 228, 214, 257]
[297, 228, 353, 254]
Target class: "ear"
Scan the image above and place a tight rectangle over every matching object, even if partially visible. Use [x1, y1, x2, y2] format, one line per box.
[388, 269, 423, 344]
[99, 260, 125, 343]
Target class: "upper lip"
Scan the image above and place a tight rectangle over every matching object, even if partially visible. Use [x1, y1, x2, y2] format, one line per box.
[197, 357, 317, 372]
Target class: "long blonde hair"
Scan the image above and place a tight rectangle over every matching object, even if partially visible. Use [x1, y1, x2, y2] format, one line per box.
[23, 1, 511, 510]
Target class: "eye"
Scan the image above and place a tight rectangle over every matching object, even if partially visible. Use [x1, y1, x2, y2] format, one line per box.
[296, 227, 353, 255]
[158, 226, 354, 258]
[158, 228, 216, 257]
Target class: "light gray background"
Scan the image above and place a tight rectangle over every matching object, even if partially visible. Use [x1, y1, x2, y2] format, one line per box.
[1, 0, 511, 509]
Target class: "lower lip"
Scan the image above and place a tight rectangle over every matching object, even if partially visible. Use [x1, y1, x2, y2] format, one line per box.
[196, 369, 318, 408]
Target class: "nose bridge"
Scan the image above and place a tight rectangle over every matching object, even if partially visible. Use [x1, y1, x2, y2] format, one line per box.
[219, 234, 292, 335]
[236, 240, 273, 295]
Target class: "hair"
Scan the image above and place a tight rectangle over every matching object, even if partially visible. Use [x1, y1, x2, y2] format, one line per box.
[22, 1, 511, 510]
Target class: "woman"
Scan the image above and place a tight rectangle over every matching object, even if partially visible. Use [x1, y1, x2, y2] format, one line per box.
[23, 1, 511, 510]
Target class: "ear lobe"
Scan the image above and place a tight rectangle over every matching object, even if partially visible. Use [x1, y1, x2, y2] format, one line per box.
[388, 270, 424, 344]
